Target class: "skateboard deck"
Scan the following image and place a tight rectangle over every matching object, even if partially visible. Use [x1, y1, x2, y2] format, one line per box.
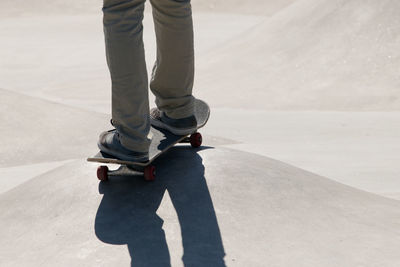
[87, 99, 210, 181]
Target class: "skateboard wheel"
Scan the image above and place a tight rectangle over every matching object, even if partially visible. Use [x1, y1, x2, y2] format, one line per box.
[144, 165, 156, 181]
[190, 132, 202, 148]
[97, 166, 109, 181]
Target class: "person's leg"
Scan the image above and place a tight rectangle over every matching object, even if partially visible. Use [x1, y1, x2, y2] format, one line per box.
[102, 0, 151, 155]
[149, 0, 195, 120]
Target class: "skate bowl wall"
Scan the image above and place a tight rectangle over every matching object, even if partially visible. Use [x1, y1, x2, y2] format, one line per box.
[0, 0, 101, 17]
[196, 0, 400, 110]
[192, 0, 298, 16]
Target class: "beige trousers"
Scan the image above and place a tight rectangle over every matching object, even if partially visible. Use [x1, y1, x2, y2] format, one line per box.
[103, 0, 195, 152]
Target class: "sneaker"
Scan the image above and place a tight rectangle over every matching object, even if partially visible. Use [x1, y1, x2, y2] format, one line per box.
[97, 130, 149, 162]
[150, 108, 197, 135]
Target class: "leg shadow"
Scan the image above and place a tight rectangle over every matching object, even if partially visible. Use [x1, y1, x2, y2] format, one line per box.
[95, 170, 170, 266]
[95, 146, 226, 267]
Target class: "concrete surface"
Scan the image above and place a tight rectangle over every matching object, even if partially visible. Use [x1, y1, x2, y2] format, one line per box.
[1, 0, 400, 266]
[1, 148, 400, 266]
[196, 0, 400, 111]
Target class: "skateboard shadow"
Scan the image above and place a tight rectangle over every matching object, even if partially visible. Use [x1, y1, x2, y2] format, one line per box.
[94, 146, 226, 267]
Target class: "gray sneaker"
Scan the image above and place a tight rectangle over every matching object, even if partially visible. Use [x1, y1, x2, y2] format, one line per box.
[150, 108, 197, 135]
[97, 130, 149, 162]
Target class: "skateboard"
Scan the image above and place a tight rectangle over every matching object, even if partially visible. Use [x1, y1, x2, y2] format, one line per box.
[87, 99, 210, 182]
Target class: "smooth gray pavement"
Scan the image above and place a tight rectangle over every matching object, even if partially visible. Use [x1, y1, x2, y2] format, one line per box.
[1, 147, 400, 266]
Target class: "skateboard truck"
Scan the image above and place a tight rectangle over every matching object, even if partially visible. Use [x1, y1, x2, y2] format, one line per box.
[97, 165, 156, 182]
[95, 132, 203, 182]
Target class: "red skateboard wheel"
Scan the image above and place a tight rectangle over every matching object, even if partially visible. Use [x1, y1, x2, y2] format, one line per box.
[190, 132, 202, 148]
[97, 166, 109, 181]
[144, 165, 156, 181]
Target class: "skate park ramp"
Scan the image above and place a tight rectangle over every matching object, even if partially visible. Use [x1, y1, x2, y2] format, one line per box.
[1, 148, 400, 266]
[1, 0, 400, 266]
[195, 0, 400, 110]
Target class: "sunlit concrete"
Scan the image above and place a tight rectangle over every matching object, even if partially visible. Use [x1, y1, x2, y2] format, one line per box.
[0, 160, 73, 194]
[195, 0, 400, 111]
[0, 89, 108, 166]
[1, 147, 399, 266]
[206, 109, 400, 199]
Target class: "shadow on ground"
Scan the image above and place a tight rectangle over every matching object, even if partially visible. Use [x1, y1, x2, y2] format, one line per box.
[95, 146, 226, 266]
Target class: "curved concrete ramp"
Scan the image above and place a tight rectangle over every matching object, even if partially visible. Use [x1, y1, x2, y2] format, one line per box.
[0, 89, 108, 167]
[192, 0, 297, 16]
[197, 0, 400, 110]
[1, 147, 399, 266]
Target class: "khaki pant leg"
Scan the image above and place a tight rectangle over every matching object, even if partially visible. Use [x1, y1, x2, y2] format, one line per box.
[149, 0, 195, 119]
[103, 0, 151, 152]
